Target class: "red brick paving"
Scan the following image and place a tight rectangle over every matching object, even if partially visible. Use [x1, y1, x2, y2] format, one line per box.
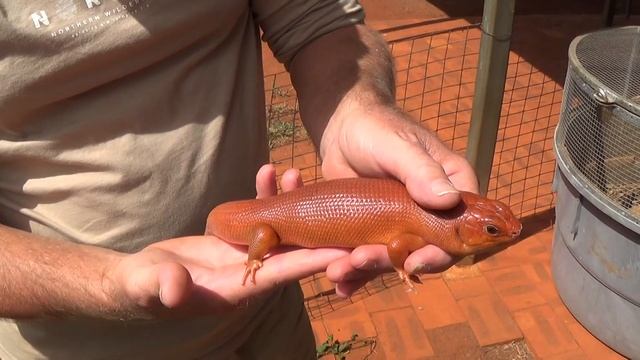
[409, 278, 467, 330]
[458, 293, 523, 346]
[322, 302, 378, 342]
[362, 283, 412, 314]
[445, 274, 493, 300]
[371, 308, 436, 359]
[426, 322, 482, 358]
[483, 266, 548, 312]
[311, 319, 329, 347]
[546, 349, 591, 360]
[565, 321, 627, 360]
[513, 304, 580, 358]
[304, 228, 626, 360]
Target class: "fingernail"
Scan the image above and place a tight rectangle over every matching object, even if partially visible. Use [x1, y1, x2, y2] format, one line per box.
[353, 250, 371, 269]
[159, 287, 166, 305]
[412, 263, 431, 274]
[431, 179, 458, 196]
[357, 258, 369, 269]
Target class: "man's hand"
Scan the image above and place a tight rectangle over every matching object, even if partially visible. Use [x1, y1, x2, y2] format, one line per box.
[321, 103, 478, 297]
[288, 24, 479, 297]
[107, 165, 349, 317]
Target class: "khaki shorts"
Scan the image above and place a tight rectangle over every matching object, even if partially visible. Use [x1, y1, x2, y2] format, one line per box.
[234, 283, 316, 360]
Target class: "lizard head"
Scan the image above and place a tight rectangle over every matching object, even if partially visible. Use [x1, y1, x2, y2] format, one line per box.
[454, 191, 522, 254]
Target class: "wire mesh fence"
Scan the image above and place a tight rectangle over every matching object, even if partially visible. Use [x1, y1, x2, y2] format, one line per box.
[487, 52, 562, 218]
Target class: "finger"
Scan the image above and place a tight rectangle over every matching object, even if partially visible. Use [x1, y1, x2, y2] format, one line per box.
[255, 164, 277, 199]
[376, 130, 463, 210]
[157, 263, 193, 308]
[126, 262, 192, 309]
[326, 265, 375, 283]
[405, 245, 457, 275]
[198, 249, 350, 309]
[280, 168, 303, 192]
[325, 245, 393, 283]
[326, 244, 457, 283]
[334, 275, 377, 298]
[255, 248, 350, 286]
[350, 245, 394, 270]
[441, 155, 480, 194]
[405, 158, 461, 210]
[198, 248, 351, 303]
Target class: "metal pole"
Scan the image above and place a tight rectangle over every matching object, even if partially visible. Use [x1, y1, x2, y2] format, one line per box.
[466, 0, 515, 196]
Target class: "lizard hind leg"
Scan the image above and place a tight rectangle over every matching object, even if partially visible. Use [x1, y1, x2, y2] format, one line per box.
[243, 223, 281, 286]
[386, 233, 427, 291]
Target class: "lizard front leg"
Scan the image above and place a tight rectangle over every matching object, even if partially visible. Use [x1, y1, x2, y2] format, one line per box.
[386, 233, 427, 290]
[243, 223, 281, 285]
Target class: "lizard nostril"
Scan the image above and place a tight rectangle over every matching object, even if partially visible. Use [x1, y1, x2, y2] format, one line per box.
[513, 223, 523, 237]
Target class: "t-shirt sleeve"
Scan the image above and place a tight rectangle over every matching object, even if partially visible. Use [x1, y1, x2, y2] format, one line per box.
[251, 0, 365, 66]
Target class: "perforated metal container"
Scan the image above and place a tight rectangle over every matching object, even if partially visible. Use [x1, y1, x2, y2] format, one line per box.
[552, 26, 640, 359]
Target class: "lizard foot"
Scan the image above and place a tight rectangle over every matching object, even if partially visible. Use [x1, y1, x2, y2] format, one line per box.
[242, 260, 263, 286]
[397, 270, 421, 293]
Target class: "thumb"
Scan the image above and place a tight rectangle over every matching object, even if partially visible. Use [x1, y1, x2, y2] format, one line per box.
[377, 130, 463, 210]
[157, 263, 193, 308]
[127, 262, 193, 309]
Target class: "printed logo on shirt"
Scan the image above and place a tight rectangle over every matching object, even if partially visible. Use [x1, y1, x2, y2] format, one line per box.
[55, 0, 80, 20]
[29, 0, 153, 38]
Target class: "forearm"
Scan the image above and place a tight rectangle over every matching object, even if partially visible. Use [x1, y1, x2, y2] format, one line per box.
[0, 224, 129, 319]
[289, 24, 396, 156]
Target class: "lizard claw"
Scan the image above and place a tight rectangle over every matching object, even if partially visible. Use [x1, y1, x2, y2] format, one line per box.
[242, 260, 263, 286]
[397, 270, 421, 293]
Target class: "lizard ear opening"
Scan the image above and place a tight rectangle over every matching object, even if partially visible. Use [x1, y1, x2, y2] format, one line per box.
[453, 222, 475, 254]
[458, 191, 480, 205]
[454, 221, 462, 239]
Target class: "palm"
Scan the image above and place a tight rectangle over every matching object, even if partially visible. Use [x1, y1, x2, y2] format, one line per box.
[125, 236, 348, 314]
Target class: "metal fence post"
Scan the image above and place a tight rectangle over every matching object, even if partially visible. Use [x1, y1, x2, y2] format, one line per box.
[466, 0, 516, 196]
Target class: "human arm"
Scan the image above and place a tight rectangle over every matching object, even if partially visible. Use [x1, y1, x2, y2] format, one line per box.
[0, 224, 127, 319]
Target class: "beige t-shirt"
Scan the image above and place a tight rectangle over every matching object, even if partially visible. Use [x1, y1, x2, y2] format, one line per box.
[0, 0, 364, 358]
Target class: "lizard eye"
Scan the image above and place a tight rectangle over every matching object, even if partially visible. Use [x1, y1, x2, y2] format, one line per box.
[484, 224, 500, 236]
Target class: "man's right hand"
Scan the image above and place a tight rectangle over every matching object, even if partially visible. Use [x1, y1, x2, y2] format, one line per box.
[106, 165, 350, 318]
[110, 232, 349, 317]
